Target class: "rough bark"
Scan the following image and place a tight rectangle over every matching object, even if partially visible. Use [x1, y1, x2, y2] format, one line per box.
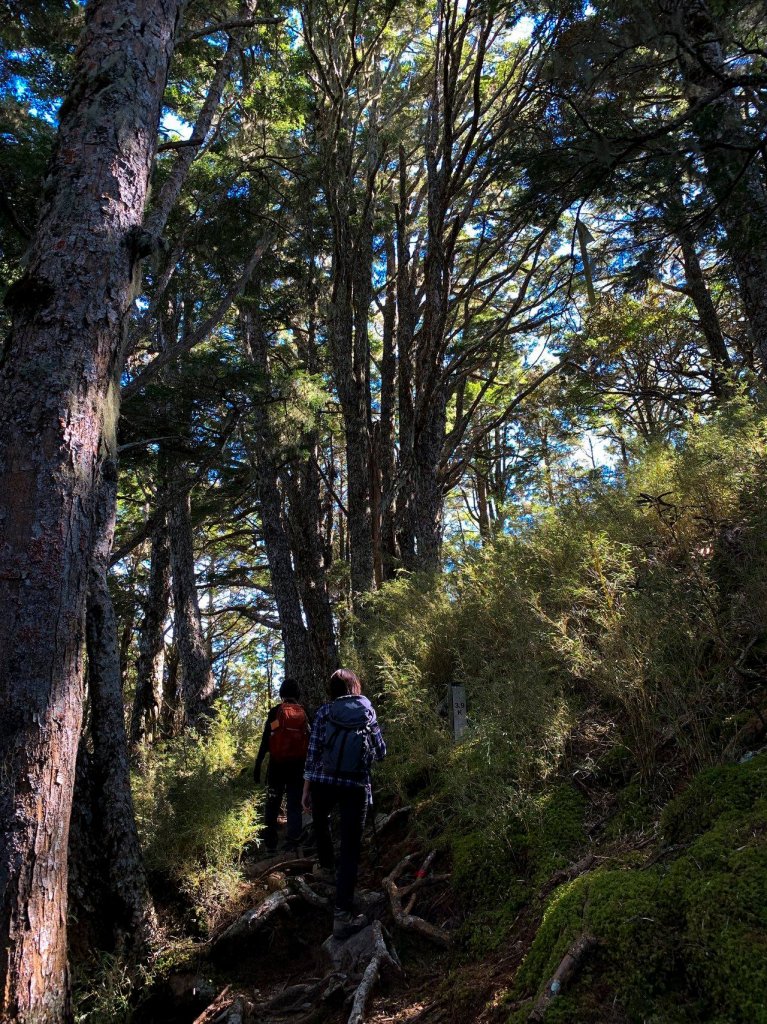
[378, 231, 398, 581]
[0, 2, 181, 1019]
[130, 514, 172, 750]
[85, 431, 157, 950]
[283, 455, 339, 707]
[168, 463, 217, 730]
[670, 0, 767, 363]
[240, 310, 316, 700]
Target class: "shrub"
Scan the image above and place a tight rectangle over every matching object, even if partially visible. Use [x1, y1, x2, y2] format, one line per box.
[132, 707, 262, 933]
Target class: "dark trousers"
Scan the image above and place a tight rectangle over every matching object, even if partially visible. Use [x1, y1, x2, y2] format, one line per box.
[264, 761, 304, 851]
[310, 781, 367, 912]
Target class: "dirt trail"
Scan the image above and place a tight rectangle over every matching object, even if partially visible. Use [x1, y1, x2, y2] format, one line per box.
[140, 815, 459, 1024]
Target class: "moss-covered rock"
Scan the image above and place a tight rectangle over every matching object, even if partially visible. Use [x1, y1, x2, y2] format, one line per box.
[511, 753, 767, 1023]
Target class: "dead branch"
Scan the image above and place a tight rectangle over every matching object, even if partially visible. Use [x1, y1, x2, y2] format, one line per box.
[193, 987, 232, 1024]
[528, 934, 598, 1022]
[211, 890, 298, 951]
[541, 854, 596, 895]
[346, 922, 402, 1024]
[384, 854, 452, 948]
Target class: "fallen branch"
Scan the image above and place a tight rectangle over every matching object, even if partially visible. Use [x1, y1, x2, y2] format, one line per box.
[347, 922, 401, 1024]
[541, 854, 596, 895]
[384, 854, 452, 948]
[528, 933, 598, 1022]
[192, 987, 231, 1024]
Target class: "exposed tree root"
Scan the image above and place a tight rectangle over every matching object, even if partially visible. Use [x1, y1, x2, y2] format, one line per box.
[192, 986, 232, 1024]
[373, 805, 412, 834]
[289, 876, 332, 907]
[346, 921, 402, 1024]
[211, 889, 299, 951]
[527, 933, 598, 1022]
[263, 978, 329, 1012]
[213, 994, 251, 1024]
[384, 853, 452, 948]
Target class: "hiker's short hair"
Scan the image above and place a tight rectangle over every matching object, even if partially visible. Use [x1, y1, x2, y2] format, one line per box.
[280, 677, 301, 700]
[329, 668, 362, 698]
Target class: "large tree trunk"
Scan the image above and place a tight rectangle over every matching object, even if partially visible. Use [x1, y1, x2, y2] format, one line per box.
[241, 310, 316, 699]
[85, 429, 157, 951]
[168, 466, 217, 730]
[394, 164, 419, 569]
[130, 514, 172, 750]
[378, 231, 398, 581]
[671, 0, 767, 362]
[283, 454, 339, 707]
[676, 224, 734, 394]
[0, 3, 180, 1019]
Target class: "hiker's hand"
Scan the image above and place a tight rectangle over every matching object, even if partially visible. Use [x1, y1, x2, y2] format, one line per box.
[302, 784, 312, 814]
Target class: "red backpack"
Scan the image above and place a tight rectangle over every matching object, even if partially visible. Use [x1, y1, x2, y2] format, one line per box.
[269, 703, 309, 762]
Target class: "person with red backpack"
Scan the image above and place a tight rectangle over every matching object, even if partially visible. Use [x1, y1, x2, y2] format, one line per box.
[302, 668, 386, 938]
[254, 678, 310, 855]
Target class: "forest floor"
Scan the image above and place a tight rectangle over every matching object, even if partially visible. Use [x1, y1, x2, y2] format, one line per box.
[135, 803, 596, 1024]
[132, 707, 767, 1024]
[136, 809, 474, 1024]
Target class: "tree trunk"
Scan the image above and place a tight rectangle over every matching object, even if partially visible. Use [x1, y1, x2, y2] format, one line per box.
[283, 454, 339, 707]
[85, 434, 157, 951]
[672, 220, 734, 393]
[671, 0, 767, 362]
[130, 514, 172, 750]
[394, 165, 418, 569]
[168, 466, 217, 730]
[241, 310, 316, 699]
[0, 2, 180, 1019]
[378, 231, 398, 581]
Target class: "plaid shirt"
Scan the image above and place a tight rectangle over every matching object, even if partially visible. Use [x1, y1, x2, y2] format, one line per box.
[304, 697, 386, 797]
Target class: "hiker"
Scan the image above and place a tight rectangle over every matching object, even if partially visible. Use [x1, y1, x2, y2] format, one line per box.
[302, 668, 386, 938]
[254, 678, 310, 855]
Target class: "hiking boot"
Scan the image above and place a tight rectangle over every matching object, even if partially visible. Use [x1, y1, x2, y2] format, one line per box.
[311, 863, 335, 884]
[333, 908, 367, 940]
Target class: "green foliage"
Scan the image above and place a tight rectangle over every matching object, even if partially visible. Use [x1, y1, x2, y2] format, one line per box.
[132, 708, 261, 934]
[72, 952, 136, 1024]
[364, 409, 767, 790]
[511, 752, 767, 1024]
[359, 410, 767, 976]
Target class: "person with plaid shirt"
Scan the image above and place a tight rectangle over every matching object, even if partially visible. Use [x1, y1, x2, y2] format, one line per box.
[302, 668, 386, 938]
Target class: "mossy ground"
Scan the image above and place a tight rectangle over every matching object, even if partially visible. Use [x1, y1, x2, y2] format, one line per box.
[508, 751, 767, 1024]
